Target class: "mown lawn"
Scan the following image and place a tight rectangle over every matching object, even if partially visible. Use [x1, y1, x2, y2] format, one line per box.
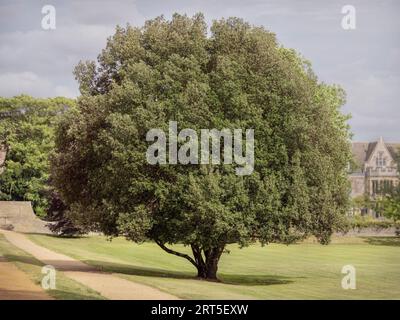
[0, 234, 104, 300]
[29, 234, 400, 299]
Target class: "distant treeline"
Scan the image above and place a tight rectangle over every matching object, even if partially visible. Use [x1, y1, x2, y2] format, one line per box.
[0, 95, 76, 216]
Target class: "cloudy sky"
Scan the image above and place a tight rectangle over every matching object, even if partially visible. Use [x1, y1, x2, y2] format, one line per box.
[0, 0, 399, 141]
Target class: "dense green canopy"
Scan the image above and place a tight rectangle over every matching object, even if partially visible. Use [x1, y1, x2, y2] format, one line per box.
[378, 153, 400, 229]
[0, 95, 75, 216]
[52, 14, 352, 279]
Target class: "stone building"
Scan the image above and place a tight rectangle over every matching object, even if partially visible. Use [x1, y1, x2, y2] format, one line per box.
[349, 137, 399, 216]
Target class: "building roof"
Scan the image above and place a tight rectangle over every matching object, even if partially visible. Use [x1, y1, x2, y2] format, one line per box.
[352, 142, 369, 169]
[351, 140, 400, 171]
[386, 143, 400, 160]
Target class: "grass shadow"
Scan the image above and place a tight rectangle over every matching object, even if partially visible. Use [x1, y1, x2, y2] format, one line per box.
[361, 236, 400, 247]
[27, 232, 88, 239]
[219, 274, 296, 286]
[86, 260, 195, 280]
[49, 290, 105, 300]
[3, 254, 43, 267]
[86, 260, 296, 286]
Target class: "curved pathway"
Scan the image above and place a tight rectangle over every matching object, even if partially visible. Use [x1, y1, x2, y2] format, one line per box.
[0, 256, 53, 300]
[0, 230, 178, 300]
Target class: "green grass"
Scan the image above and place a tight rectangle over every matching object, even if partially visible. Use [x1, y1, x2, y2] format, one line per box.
[0, 234, 105, 300]
[28, 234, 400, 300]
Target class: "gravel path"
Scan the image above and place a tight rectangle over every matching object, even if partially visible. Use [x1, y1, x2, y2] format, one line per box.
[0, 256, 53, 300]
[0, 230, 178, 300]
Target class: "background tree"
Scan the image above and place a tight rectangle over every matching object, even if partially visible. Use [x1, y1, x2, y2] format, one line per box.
[377, 148, 400, 234]
[351, 195, 372, 216]
[0, 95, 75, 216]
[45, 188, 86, 236]
[379, 191, 400, 221]
[52, 14, 352, 280]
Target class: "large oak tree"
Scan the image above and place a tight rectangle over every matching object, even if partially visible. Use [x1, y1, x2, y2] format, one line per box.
[52, 14, 352, 280]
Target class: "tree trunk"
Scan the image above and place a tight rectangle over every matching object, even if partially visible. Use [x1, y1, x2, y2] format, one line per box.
[196, 264, 207, 278]
[205, 256, 219, 280]
[192, 245, 224, 281]
[155, 240, 224, 281]
[196, 261, 218, 280]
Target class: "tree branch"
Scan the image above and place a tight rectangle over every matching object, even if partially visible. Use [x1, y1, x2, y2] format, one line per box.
[191, 244, 205, 268]
[155, 240, 198, 268]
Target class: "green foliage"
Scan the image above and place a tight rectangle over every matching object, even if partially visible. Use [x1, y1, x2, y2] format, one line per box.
[52, 14, 352, 278]
[378, 188, 400, 223]
[348, 215, 399, 230]
[0, 95, 75, 216]
[376, 149, 400, 229]
[351, 195, 371, 210]
[351, 194, 375, 215]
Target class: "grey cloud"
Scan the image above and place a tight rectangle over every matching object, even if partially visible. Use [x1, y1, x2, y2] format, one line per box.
[0, 71, 78, 98]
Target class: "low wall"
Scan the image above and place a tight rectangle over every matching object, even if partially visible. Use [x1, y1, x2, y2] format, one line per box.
[336, 227, 398, 237]
[0, 201, 51, 234]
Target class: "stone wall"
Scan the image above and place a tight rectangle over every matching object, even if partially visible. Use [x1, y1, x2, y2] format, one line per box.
[336, 227, 398, 237]
[0, 201, 51, 234]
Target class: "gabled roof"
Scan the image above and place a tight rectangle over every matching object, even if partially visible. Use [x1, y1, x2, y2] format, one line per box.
[351, 139, 400, 171]
[351, 142, 369, 169]
[365, 141, 378, 162]
[386, 143, 400, 161]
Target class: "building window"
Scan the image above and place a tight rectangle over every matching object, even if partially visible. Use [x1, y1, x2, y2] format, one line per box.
[372, 180, 394, 195]
[372, 180, 378, 194]
[382, 180, 394, 193]
[376, 152, 386, 167]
